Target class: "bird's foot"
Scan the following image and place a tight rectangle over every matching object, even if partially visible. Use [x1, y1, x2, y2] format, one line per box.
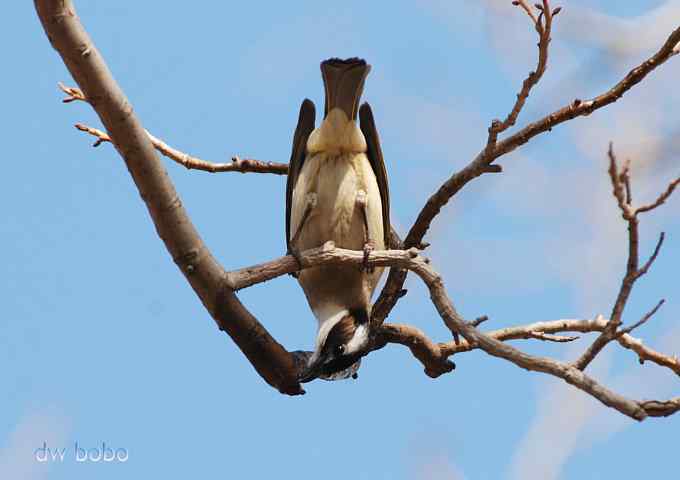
[361, 240, 375, 273]
[288, 246, 303, 278]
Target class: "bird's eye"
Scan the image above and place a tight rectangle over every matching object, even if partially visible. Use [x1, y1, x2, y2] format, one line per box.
[335, 344, 345, 356]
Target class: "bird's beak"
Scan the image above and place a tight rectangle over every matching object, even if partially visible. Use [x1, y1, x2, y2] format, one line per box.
[298, 352, 329, 383]
[298, 354, 363, 383]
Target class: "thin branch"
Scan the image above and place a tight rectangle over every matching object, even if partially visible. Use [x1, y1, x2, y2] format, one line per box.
[528, 331, 579, 342]
[574, 146, 670, 372]
[618, 299, 666, 336]
[490, 0, 554, 139]
[60, 84, 288, 175]
[638, 232, 665, 277]
[608, 143, 634, 219]
[636, 177, 680, 214]
[73, 122, 288, 174]
[402, 26, 680, 249]
[434, 315, 680, 377]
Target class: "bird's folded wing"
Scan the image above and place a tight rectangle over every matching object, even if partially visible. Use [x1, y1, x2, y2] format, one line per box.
[286, 99, 316, 248]
[359, 102, 391, 248]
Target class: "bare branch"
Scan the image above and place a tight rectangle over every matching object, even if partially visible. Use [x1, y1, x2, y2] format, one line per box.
[575, 145, 670, 372]
[638, 232, 665, 277]
[490, 0, 554, 139]
[403, 26, 680, 248]
[58, 81, 86, 102]
[372, 20, 680, 328]
[618, 299, 665, 336]
[636, 177, 680, 214]
[433, 315, 680, 377]
[36, 0, 303, 395]
[63, 85, 288, 175]
[374, 323, 455, 378]
[230, 242, 678, 420]
[640, 397, 680, 418]
[529, 331, 579, 343]
[608, 143, 634, 219]
[470, 315, 489, 327]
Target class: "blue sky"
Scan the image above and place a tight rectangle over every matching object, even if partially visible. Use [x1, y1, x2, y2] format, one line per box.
[1, 1, 679, 479]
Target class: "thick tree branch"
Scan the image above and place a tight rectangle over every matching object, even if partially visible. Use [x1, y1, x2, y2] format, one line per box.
[36, 0, 303, 395]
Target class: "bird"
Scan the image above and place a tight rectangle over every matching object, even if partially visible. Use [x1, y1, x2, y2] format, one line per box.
[285, 58, 390, 383]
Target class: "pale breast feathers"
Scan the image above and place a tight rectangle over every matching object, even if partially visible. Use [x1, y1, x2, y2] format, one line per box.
[290, 152, 383, 252]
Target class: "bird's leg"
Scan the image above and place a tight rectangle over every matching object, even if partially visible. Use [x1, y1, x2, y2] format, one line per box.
[288, 192, 317, 278]
[355, 190, 375, 273]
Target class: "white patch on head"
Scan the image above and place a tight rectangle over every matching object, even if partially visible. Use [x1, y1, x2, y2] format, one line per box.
[345, 323, 369, 355]
[308, 308, 349, 366]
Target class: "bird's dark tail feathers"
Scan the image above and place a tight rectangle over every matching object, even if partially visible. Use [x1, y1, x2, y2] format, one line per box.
[320, 58, 371, 121]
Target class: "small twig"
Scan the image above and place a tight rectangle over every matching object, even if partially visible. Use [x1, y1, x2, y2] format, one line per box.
[608, 143, 634, 218]
[574, 146, 670, 372]
[618, 299, 665, 336]
[490, 0, 554, 139]
[636, 177, 680, 214]
[512, 0, 539, 24]
[470, 315, 489, 327]
[58, 81, 86, 102]
[73, 122, 288, 174]
[529, 331, 579, 343]
[621, 158, 633, 205]
[638, 232, 665, 277]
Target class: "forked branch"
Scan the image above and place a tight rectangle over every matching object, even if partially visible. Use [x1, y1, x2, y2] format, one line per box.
[226, 241, 680, 421]
[59, 83, 288, 175]
[372, 8, 680, 326]
[573, 145, 678, 371]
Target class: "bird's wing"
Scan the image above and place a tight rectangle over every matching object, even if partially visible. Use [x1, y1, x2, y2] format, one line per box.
[286, 99, 316, 248]
[359, 102, 391, 248]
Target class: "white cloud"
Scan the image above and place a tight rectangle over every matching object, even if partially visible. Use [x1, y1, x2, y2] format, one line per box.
[508, 346, 613, 480]
[509, 323, 680, 480]
[559, 1, 680, 59]
[417, 453, 468, 480]
[0, 408, 71, 480]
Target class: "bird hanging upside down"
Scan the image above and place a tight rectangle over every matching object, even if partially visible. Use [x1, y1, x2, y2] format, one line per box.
[286, 58, 391, 383]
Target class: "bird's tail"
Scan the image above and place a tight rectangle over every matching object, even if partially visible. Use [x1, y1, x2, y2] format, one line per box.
[320, 58, 371, 121]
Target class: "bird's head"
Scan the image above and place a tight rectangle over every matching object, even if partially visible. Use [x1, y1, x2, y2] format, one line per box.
[299, 309, 370, 383]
